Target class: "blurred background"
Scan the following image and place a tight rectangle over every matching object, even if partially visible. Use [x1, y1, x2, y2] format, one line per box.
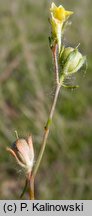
[0, 0, 92, 199]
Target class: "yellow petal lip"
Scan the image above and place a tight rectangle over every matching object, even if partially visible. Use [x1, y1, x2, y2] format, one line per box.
[50, 2, 57, 10]
[50, 2, 74, 22]
[65, 10, 74, 17]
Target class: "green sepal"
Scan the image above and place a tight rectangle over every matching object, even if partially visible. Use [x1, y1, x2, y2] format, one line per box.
[62, 20, 71, 33]
[59, 46, 65, 58]
[48, 36, 57, 50]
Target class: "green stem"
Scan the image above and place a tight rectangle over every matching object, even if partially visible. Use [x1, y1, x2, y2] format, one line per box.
[33, 83, 61, 179]
[29, 45, 61, 200]
[29, 83, 61, 200]
[20, 179, 28, 199]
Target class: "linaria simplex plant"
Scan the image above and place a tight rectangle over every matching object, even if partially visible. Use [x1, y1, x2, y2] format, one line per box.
[7, 2, 86, 200]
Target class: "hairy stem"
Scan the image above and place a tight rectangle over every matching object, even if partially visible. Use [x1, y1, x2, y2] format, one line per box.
[53, 45, 59, 85]
[33, 84, 61, 178]
[29, 46, 61, 200]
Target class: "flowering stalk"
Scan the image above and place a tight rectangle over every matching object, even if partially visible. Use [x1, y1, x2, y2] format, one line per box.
[7, 2, 86, 200]
[28, 42, 61, 199]
[29, 3, 86, 200]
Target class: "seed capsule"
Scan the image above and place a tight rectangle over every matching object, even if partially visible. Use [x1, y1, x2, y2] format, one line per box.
[7, 135, 34, 174]
[60, 47, 86, 76]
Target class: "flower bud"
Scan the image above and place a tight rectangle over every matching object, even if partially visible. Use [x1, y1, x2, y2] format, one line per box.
[60, 47, 86, 75]
[7, 135, 34, 174]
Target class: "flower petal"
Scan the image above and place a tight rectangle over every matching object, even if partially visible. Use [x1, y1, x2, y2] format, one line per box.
[65, 10, 74, 18]
[50, 2, 57, 11]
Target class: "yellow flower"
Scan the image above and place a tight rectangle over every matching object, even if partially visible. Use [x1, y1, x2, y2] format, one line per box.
[50, 2, 73, 52]
[50, 2, 73, 23]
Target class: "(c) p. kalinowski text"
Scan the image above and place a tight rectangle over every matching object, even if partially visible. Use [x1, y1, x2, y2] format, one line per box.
[32, 202, 83, 212]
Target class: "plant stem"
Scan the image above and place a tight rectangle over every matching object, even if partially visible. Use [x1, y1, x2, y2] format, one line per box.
[29, 45, 61, 200]
[29, 84, 61, 200]
[34, 84, 61, 178]
[20, 179, 28, 199]
[29, 175, 35, 200]
[53, 44, 59, 85]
